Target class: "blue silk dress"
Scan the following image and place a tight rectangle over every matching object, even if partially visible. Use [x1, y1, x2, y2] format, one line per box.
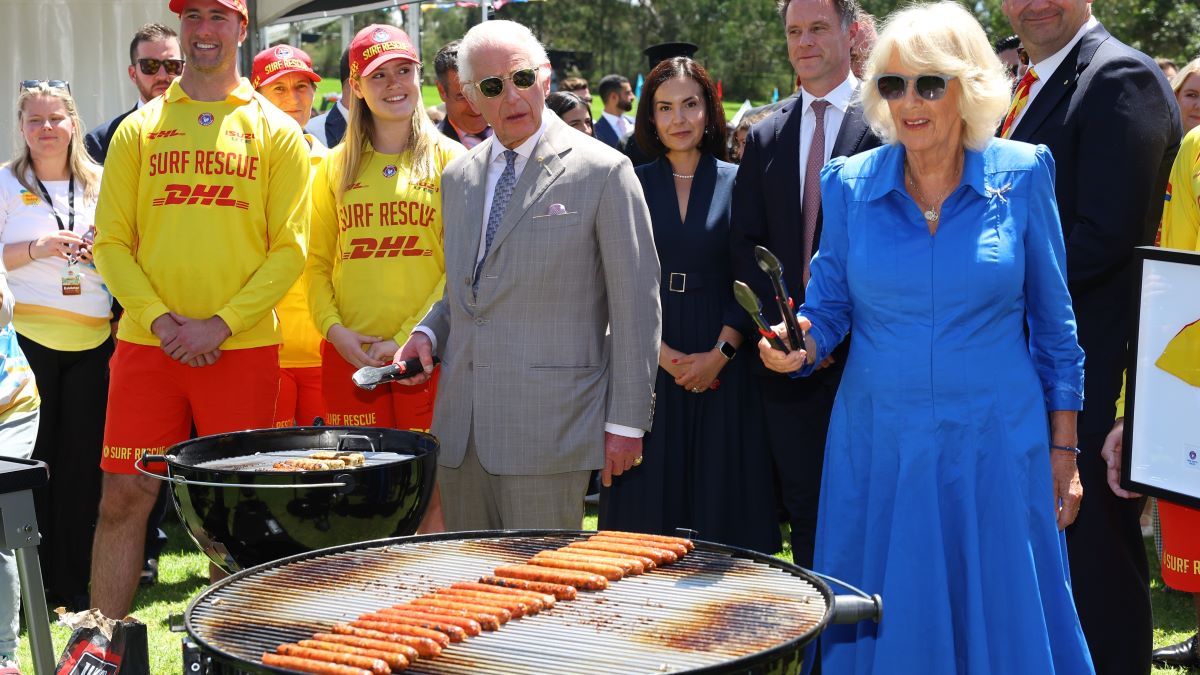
[801, 139, 1094, 674]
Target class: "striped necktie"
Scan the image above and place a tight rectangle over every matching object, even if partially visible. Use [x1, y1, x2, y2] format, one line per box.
[1000, 68, 1038, 138]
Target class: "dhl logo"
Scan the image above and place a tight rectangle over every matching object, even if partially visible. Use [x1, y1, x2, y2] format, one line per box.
[152, 183, 249, 209]
[343, 235, 432, 259]
[147, 129, 184, 140]
[225, 130, 255, 142]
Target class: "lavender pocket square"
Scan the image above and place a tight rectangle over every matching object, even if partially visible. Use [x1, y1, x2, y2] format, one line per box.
[546, 203, 568, 216]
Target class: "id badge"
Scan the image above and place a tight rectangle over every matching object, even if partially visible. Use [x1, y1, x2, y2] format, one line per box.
[61, 264, 82, 296]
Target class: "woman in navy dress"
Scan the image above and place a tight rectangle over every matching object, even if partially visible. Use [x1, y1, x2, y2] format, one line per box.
[760, 4, 1093, 673]
[599, 57, 779, 553]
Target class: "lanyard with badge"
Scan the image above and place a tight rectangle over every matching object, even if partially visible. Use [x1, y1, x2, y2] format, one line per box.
[34, 175, 82, 296]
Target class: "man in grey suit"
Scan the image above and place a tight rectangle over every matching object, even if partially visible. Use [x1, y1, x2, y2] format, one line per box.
[397, 19, 661, 531]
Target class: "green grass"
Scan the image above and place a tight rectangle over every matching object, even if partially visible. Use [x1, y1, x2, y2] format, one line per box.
[14, 517, 1187, 672]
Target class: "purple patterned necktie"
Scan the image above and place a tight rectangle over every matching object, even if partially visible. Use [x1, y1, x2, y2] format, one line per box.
[802, 99, 830, 285]
[474, 149, 518, 290]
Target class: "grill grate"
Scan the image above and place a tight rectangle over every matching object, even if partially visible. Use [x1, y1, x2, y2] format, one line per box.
[187, 533, 827, 674]
[192, 451, 415, 472]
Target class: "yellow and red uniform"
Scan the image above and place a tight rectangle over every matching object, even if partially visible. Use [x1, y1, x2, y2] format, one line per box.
[307, 138, 462, 429]
[274, 135, 328, 426]
[1117, 126, 1200, 592]
[94, 78, 309, 472]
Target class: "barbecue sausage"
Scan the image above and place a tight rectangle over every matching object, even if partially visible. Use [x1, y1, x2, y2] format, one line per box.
[558, 546, 656, 570]
[527, 556, 625, 580]
[387, 604, 500, 632]
[493, 565, 608, 590]
[375, 607, 484, 635]
[358, 612, 470, 641]
[329, 625, 441, 659]
[275, 644, 389, 674]
[588, 534, 688, 557]
[535, 550, 644, 575]
[566, 540, 677, 565]
[432, 588, 539, 614]
[409, 597, 513, 622]
[296, 641, 409, 672]
[310, 634, 420, 663]
[478, 576, 578, 600]
[347, 620, 451, 647]
[262, 653, 371, 675]
[597, 530, 695, 551]
[450, 581, 556, 608]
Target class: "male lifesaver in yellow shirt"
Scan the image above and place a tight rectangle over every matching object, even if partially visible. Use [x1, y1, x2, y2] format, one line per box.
[307, 24, 463, 432]
[250, 44, 328, 427]
[89, 0, 308, 620]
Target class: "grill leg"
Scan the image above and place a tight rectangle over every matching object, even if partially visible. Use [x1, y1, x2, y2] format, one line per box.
[16, 546, 55, 673]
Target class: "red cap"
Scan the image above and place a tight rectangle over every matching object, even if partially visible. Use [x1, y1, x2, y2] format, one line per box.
[349, 24, 419, 80]
[250, 45, 321, 89]
[169, 0, 248, 21]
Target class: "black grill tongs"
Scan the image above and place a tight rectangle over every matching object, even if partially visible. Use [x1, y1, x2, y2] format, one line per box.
[734, 280, 803, 379]
[754, 245, 806, 351]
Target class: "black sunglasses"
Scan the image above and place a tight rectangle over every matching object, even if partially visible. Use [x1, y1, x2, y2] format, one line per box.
[472, 67, 538, 98]
[137, 58, 185, 76]
[874, 73, 957, 101]
[20, 79, 70, 94]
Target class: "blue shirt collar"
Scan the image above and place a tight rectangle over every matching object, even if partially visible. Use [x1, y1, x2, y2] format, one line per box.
[865, 142, 990, 202]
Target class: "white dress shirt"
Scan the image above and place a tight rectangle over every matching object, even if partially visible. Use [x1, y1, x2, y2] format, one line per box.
[1010, 15, 1099, 131]
[798, 73, 858, 197]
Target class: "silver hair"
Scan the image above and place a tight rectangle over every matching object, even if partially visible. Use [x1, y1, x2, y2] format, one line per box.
[457, 19, 549, 85]
[860, 1, 1011, 151]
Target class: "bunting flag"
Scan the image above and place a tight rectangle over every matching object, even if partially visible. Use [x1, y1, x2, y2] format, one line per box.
[635, 73, 644, 99]
[716, 79, 723, 101]
[771, 87, 779, 103]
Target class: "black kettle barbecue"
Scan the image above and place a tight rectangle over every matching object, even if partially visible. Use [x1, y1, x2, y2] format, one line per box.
[137, 427, 438, 572]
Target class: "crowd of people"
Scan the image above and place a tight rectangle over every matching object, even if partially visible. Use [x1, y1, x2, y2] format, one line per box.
[0, 0, 1197, 672]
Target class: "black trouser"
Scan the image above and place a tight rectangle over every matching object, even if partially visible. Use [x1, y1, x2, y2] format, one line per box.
[18, 334, 113, 607]
[1067, 430, 1152, 675]
[758, 370, 839, 570]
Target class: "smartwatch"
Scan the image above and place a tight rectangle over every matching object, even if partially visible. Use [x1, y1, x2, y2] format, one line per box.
[715, 340, 736, 360]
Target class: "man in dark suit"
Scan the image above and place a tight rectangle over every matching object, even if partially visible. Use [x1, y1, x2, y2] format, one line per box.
[593, 74, 636, 148]
[1001, 2, 1181, 673]
[433, 40, 491, 149]
[730, 0, 879, 570]
[85, 23, 182, 164]
[304, 48, 350, 147]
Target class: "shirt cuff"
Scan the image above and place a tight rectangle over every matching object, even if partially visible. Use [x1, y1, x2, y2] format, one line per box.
[412, 326, 438, 353]
[605, 423, 644, 438]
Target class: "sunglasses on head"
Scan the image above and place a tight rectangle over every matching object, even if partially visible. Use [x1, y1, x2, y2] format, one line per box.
[20, 79, 70, 94]
[472, 67, 538, 98]
[874, 73, 957, 101]
[137, 58, 185, 76]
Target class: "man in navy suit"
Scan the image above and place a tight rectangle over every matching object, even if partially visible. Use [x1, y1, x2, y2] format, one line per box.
[433, 40, 491, 149]
[85, 23, 182, 164]
[593, 74, 635, 148]
[1001, 1, 1181, 673]
[304, 48, 350, 147]
[730, 0, 879, 570]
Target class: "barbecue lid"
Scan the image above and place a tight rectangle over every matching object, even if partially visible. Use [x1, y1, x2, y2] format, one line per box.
[186, 530, 833, 674]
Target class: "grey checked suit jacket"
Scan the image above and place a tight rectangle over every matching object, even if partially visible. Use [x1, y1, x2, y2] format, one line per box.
[420, 114, 661, 475]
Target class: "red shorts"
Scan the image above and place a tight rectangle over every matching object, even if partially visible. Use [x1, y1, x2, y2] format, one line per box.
[320, 340, 437, 430]
[101, 340, 280, 474]
[275, 366, 325, 427]
[1159, 500, 1200, 592]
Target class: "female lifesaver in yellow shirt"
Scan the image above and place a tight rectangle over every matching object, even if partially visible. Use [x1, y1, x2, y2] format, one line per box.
[308, 24, 463, 431]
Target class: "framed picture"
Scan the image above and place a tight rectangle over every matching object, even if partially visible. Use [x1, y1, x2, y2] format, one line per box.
[1122, 246, 1200, 510]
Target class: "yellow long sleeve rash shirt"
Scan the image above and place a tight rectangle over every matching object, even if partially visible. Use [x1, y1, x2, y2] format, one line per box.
[93, 78, 308, 349]
[307, 138, 462, 345]
[276, 135, 328, 368]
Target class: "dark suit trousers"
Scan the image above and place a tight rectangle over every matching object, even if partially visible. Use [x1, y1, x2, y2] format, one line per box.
[759, 369, 839, 570]
[1067, 430, 1152, 675]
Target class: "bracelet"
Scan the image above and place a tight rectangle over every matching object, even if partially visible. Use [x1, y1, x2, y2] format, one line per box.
[26, 240, 35, 260]
[1050, 444, 1082, 455]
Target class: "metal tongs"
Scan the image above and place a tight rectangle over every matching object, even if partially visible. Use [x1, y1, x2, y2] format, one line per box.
[352, 356, 440, 391]
[734, 279, 802, 379]
[754, 245, 806, 351]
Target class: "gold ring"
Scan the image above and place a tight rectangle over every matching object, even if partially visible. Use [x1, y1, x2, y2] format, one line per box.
[633, 456, 643, 467]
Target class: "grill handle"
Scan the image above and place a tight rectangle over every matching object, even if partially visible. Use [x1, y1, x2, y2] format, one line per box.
[134, 454, 354, 490]
[812, 571, 883, 624]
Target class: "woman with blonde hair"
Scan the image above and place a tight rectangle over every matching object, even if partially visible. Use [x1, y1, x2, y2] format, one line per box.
[0, 81, 112, 611]
[1172, 58, 1200, 134]
[759, 3, 1093, 672]
[307, 25, 462, 437]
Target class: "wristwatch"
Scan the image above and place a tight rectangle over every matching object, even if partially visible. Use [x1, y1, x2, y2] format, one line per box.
[715, 340, 736, 360]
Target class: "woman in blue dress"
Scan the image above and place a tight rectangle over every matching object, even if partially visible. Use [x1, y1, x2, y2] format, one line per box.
[599, 57, 779, 553]
[759, 3, 1094, 673]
